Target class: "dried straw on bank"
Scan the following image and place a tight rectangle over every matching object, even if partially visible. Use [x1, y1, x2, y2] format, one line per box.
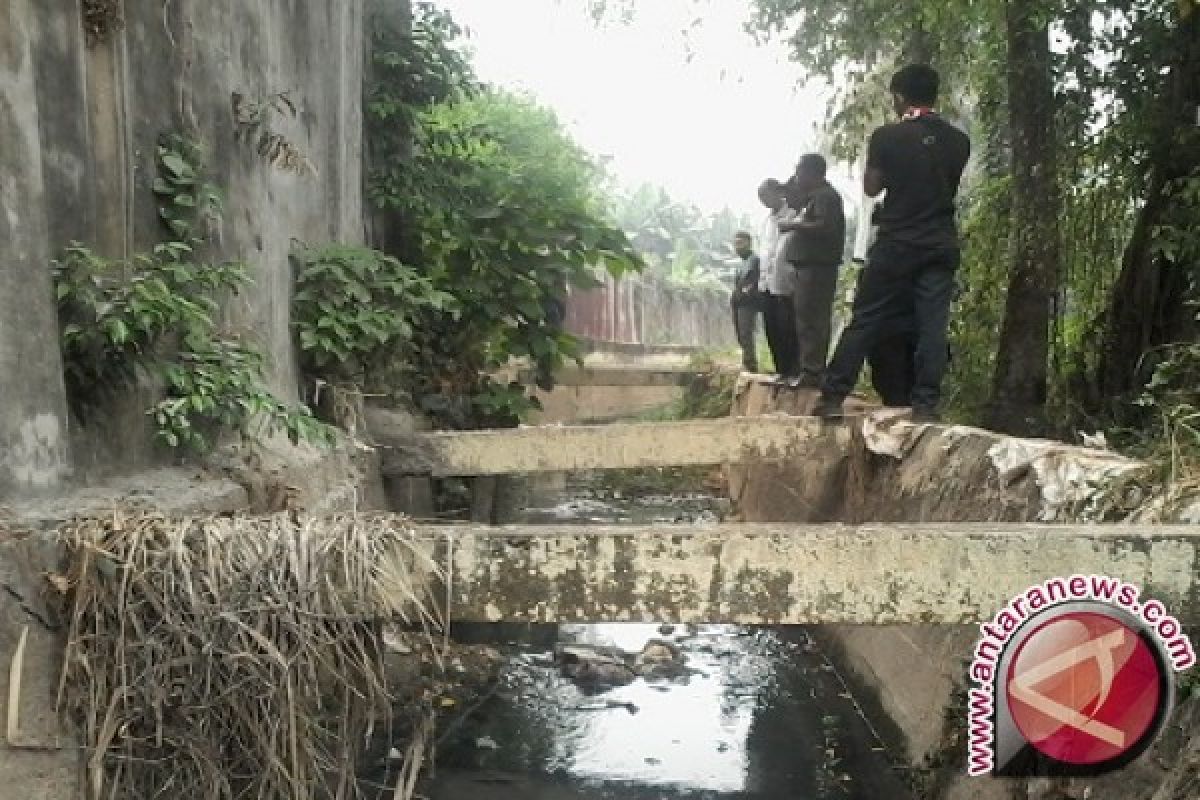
[55, 511, 443, 800]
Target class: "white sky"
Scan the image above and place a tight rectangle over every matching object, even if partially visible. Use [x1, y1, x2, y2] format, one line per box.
[437, 0, 836, 219]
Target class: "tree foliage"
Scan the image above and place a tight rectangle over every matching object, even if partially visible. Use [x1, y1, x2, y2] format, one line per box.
[741, 0, 1200, 442]
[613, 183, 755, 286]
[363, 2, 643, 428]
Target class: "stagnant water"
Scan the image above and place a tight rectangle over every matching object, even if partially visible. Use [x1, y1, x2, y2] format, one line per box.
[419, 475, 914, 799]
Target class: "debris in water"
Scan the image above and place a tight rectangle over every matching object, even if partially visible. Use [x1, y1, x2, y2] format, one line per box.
[571, 700, 640, 714]
[475, 736, 500, 751]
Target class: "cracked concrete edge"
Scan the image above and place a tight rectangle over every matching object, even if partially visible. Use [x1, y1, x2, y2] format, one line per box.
[378, 417, 840, 477]
[431, 523, 1200, 625]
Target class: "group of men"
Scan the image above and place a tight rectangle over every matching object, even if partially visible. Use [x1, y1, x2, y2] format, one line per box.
[730, 64, 970, 422]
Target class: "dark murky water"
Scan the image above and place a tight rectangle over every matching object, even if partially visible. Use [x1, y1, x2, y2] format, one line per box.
[417, 476, 914, 799]
[425, 624, 913, 799]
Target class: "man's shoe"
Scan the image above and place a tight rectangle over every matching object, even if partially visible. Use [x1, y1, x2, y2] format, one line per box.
[911, 408, 941, 424]
[813, 396, 844, 419]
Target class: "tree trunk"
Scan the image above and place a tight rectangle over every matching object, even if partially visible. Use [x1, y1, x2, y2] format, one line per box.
[903, 24, 934, 65]
[1094, 6, 1200, 409]
[985, 0, 1061, 434]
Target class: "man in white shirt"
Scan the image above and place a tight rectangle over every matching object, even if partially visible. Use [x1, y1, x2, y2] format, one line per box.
[756, 179, 798, 379]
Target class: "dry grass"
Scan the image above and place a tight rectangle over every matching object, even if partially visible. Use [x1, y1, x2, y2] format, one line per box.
[55, 511, 443, 800]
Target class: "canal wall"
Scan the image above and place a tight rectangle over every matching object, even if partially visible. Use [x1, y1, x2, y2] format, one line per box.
[732, 375, 1199, 799]
[0, 0, 368, 497]
[0, 3, 387, 795]
[565, 272, 735, 350]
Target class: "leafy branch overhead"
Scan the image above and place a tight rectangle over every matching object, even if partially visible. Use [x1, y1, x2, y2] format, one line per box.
[231, 91, 318, 177]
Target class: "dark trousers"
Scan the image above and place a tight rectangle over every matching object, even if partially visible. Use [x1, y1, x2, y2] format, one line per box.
[791, 264, 839, 381]
[763, 292, 798, 376]
[822, 239, 958, 411]
[869, 332, 916, 407]
[732, 303, 759, 372]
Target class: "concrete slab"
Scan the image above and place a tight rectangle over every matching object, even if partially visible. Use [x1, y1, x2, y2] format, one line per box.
[431, 523, 1200, 625]
[379, 417, 846, 476]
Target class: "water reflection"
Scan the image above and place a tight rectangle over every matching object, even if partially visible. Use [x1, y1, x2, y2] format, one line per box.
[427, 623, 913, 799]
[561, 625, 753, 792]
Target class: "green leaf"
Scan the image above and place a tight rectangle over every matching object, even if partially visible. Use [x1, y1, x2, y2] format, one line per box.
[160, 153, 191, 178]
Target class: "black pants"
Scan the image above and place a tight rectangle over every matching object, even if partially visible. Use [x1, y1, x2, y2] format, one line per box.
[791, 264, 839, 382]
[763, 292, 798, 377]
[732, 302, 759, 372]
[868, 332, 916, 407]
[822, 239, 958, 411]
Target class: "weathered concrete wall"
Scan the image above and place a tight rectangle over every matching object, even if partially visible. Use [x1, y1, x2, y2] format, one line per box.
[0, 435, 391, 800]
[440, 523, 1200, 625]
[522, 366, 697, 424]
[565, 273, 736, 349]
[634, 279, 733, 350]
[531, 384, 683, 424]
[1, 1, 367, 495]
[0, 0, 76, 497]
[727, 377, 871, 522]
[729, 377, 1149, 524]
[0, 528, 79, 800]
[730, 378, 1197, 800]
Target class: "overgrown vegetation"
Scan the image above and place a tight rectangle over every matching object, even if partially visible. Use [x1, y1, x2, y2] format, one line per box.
[56, 511, 441, 800]
[357, 1, 643, 430]
[53, 135, 330, 452]
[292, 243, 456, 393]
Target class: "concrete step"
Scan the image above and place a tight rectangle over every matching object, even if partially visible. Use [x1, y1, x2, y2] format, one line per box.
[379, 417, 845, 477]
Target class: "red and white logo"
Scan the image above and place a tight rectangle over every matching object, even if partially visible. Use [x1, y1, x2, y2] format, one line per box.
[1005, 611, 1164, 767]
[966, 577, 1194, 778]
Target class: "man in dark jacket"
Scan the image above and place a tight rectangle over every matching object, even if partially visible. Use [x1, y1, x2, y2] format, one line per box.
[731, 231, 761, 373]
[780, 154, 846, 388]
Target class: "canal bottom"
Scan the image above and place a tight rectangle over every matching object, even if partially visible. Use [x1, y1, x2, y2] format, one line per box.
[424, 623, 913, 800]
[410, 471, 915, 799]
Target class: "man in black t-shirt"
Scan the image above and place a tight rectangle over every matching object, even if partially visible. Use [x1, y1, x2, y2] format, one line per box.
[816, 64, 970, 422]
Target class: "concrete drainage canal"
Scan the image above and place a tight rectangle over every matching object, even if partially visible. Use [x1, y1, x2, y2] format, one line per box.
[369, 471, 915, 800]
[360, 381, 1200, 800]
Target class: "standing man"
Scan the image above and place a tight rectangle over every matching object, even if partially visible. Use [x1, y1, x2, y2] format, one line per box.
[757, 179, 799, 380]
[815, 64, 970, 422]
[780, 154, 846, 388]
[730, 231, 761, 373]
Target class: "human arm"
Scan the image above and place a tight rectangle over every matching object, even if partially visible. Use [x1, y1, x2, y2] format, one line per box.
[779, 192, 839, 233]
[743, 256, 761, 293]
[864, 129, 887, 198]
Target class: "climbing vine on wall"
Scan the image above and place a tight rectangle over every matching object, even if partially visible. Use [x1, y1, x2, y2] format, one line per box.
[53, 134, 332, 452]
[231, 91, 318, 177]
